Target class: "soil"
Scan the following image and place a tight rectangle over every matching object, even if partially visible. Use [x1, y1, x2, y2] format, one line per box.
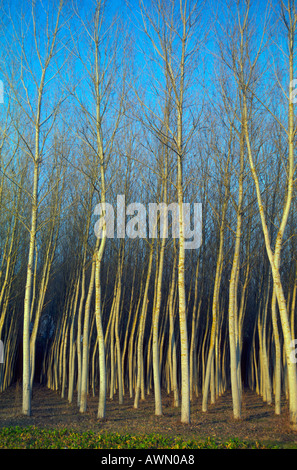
[0, 383, 297, 448]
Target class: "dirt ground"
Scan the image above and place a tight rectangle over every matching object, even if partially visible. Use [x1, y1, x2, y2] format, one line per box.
[0, 383, 297, 448]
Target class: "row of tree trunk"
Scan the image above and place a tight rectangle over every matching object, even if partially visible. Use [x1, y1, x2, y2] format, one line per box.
[0, 0, 297, 431]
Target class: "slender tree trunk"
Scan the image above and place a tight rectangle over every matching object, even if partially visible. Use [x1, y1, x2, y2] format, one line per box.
[80, 249, 96, 413]
[228, 129, 244, 419]
[177, 154, 190, 424]
[94, 235, 107, 419]
[23, 158, 38, 416]
[134, 246, 153, 409]
[114, 256, 124, 405]
[271, 288, 281, 415]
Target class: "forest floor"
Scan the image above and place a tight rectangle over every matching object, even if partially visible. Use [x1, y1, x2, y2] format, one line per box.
[0, 383, 297, 448]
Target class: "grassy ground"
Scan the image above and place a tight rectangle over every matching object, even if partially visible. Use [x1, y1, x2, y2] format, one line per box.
[1, 384, 297, 449]
[0, 426, 278, 449]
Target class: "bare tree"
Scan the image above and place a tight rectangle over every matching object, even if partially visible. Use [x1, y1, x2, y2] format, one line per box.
[1, 0, 66, 415]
